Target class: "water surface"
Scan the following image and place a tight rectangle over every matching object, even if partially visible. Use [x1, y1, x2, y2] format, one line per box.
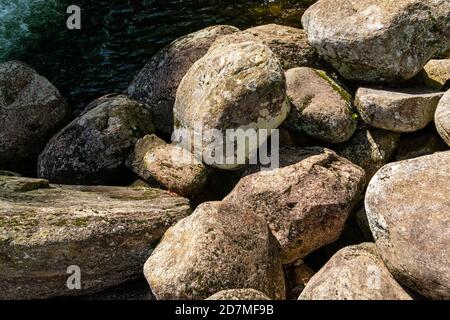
[1, 0, 313, 112]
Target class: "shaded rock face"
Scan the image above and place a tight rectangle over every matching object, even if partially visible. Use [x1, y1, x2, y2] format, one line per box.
[206, 289, 270, 300]
[144, 201, 286, 300]
[210, 24, 323, 70]
[421, 59, 450, 90]
[37, 95, 154, 185]
[126, 25, 239, 135]
[435, 90, 450, 146]
[337, 127, 401, 179]
[299, 243, 412, 300]
[174, 41, 289, 170]
[366, 152, 450, 299]
[395, 129, 448, 161]
[224, 147, 366, 264]
[284, 67, 356, 143]
[355, 88, 443, 132]
[0, 61, 70, 175]
[285, 259, 315, 299]
[302, 0, 450, 82]
[0, 175, 191, 299]
[127, 134, 207, 197]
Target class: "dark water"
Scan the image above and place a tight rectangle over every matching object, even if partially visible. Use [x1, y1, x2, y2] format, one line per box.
[1, 0, 313, 113]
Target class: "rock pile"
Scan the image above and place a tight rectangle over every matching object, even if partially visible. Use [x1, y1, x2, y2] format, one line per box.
[1, 0, 449, 300]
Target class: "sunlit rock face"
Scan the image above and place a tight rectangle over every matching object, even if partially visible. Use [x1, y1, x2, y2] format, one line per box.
[302, 0, 450, 82]
[173, 40, 289, 170]
[366, 151, 450, 299]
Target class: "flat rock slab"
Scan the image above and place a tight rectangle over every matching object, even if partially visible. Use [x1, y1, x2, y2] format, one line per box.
[0, 176, 191, 299]
[366, 151, 450, 299]
[356, 88, 443, 132]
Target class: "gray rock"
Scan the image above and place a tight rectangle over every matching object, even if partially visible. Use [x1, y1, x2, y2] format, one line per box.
[206, 289, 270, 300]
[355, 87, 443, 132]
[144, 201, 286, 300]
[337, 127, 401, 179]
[366, 151, 450, 299]
[299, 243, 412, 300]
[0, 175, 191, 299]
[127, 25, 239, 135]
[224, 147, 366, 264]
[127, 134, 207, 197]
[284, 67, 356, 143]
[0, 61, 70, 175]
[210, 24, 323, 70]
[37, 95, 154, 185]
[435, 90, 450, 146]
[174, 41, 289, 170]
[302, 0, 450, 82]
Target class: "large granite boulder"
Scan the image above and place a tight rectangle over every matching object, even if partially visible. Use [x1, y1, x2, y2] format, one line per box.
[210, 24, 323, 70]
[302, 0, 450, 82]
[435, 90, 450, 147]
[366, 151, 450, 299]
[174, 41, 289, 169]
[0, 61, 70, 175]
[0, 175, 191, 299]
[126, 25, 239, 135]
[299, 243, 412, 300]
[224, 147, 366, 263]
[355, 87, 443, 132]
[37, 95, 154, 185]
[284, 67, 356, 143]
[144, 201, 286, 300]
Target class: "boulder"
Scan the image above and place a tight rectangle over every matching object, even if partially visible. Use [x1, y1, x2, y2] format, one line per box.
[0, 175, 191, 299]
[210, 24, 323, 70]
[421, 59, 450, 90]
[206, 289, 270, 300]
[337, 127, 401, 179]
[302, 0, 450, 82]
[366, 151, 450, 299]
[0, 61, 70, 175]
[127, 25, 239, 135]
[284, 67, 356, 143]
[435, 90, 450, 146]
[144, 201, 286, 300]
[37, 95, 154, 185]
[174, 41, 289, 170]
[299, 243, 412, 300]
[224, 147, 366, 263]
[355, 87, 443, 132]
[126, 134, 207, 197]
[395, 129, 448, 161]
